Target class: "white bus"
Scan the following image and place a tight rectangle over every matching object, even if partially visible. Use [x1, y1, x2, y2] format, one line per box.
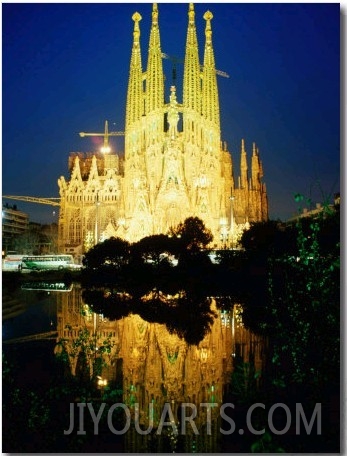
[20, 254, 75, 271]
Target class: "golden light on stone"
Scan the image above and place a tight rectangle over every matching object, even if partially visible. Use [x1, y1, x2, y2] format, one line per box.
[58, 4, 268, 254]
[56, 286, 265, 451]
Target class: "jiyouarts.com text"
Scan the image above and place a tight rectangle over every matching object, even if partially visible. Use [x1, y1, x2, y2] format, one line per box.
[64, 402, 322, 436]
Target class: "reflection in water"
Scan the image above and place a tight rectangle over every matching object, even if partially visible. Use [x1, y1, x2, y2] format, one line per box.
[56, 284, 265, 452]
[2, 281, 62, 328]
[21, 282, 73, 292]
[2, 294, 27, 321]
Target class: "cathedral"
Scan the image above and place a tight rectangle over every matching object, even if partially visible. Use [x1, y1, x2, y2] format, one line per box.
[58, 3, 268, 255]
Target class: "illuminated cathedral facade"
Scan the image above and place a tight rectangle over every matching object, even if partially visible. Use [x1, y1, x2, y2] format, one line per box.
[58, 3, 268, 254]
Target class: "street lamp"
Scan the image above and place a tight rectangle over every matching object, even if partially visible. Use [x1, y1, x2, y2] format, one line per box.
[97, 376, 108, 388]
[97, 376, 108, 397]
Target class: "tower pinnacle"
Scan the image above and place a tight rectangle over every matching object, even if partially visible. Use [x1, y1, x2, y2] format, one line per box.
[201, 9, 220, 130]
[240, 139, 248, 189]
[203, 10, 213, 43]
[188, 3, 195, 24]
[126, 11, 143, 129]
[152, 3, 158, 24]
[145, 2, 164, 114]
[132, 12, 141, 42]
[183, 2, 201, 119]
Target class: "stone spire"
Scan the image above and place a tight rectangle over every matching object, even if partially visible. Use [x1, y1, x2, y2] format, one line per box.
[201, 10, 220, 130]
[126, 12, 143, 130]
[183, 4, 201, 114]
[145, 3, 164, 115]
[251, 142, 260, 190]
[240, 139, 248, 189]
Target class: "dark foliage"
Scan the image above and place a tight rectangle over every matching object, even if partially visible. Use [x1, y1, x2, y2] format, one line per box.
[239, 220, 297, 258]
[131, 233, 176, 266]
[169, 216, 213, 252]
[82, 236, 130, 270]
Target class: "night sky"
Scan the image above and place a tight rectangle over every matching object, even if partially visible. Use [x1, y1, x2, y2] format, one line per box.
[2, 2, 340, 224]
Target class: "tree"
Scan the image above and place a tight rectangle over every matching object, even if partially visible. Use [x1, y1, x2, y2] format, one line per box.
[253, 209, 340, 389]
[13, 227, 41, 254]
[170, 216, 213, 252]
[82, 237, 130, 270]
[239, 220, 296, 257]
[40, 223, 58, 253]
[131, 234, 175, 267]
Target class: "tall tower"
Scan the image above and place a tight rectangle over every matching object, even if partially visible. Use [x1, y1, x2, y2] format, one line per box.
[183, 4, 201, 133]
[123, 8, 152, 241]
[58, 4, 268, 254]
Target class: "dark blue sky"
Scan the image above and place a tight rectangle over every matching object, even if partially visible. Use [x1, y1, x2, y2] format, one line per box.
[2, 2, 340, 223]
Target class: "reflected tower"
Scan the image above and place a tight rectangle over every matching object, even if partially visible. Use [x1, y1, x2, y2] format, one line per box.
[56, 286, 265, 452]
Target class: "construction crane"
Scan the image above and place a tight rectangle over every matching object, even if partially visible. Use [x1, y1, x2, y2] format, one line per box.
[2, 196, 61, 206]
[79, 120, 125, 153]
[3, 121, 125, 208]
[161, 52, 230, 81]
[3, 121, 125, 209]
